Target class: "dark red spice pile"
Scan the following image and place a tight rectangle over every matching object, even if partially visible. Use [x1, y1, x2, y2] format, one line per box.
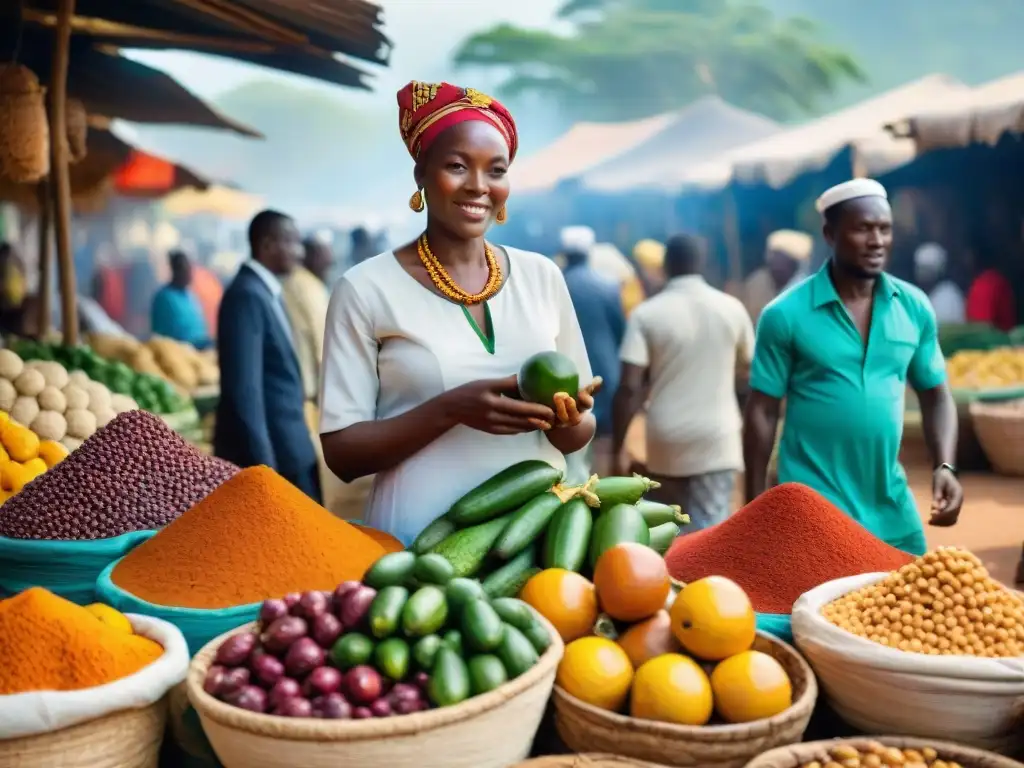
[0, 410, 239, 540]
[665, 482, 914, 614]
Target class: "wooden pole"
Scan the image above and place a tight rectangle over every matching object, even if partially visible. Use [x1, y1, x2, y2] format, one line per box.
[35, 179, 52, 337]
[47, 0, 78, 346]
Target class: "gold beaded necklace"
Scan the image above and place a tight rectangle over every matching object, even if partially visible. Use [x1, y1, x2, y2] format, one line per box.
[417, 234, 503, 305]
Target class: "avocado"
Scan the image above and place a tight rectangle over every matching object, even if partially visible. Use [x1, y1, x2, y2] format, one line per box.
[517, 351, 579, 407]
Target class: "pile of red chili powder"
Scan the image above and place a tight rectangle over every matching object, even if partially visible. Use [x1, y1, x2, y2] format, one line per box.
[664, 482, 914, 614]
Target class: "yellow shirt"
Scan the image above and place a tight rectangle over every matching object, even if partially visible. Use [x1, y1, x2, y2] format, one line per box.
[282, 266, 329, 401]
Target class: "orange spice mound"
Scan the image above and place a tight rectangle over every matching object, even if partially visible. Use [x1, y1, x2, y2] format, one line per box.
[111, 466, 386, 609]
[0, 588, 163, 694]
[353, 523, 405, 553]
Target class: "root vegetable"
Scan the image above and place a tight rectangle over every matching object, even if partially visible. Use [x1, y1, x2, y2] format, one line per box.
[352, 706, 373, 719]
[0, 378, 15, 411]
[259, 599, 289, 626]
[274, 697, 313, 718]
[30, 411, 66, 442]
[225, 685, 267, 713]
[297, 590, 329, 621]
[14, 369, 44, 397]
[65, 408, 97, 439]
[36, 386, 66, 413]
[303, 666, 343, 697]
[317, 692, 352, 719]
[251, 653, 285, 687]
[370, 698, 393, 717]
[339, 585, 377, 629]
[10, 396, 39, 427]
[344, 665, 383, 704]
[268, 677, 302, 709]
[218, 667, 251, 699]
[203, 665, 227, 696]
[312, 613, 343, 648]
[61, 384, 89, 411]
[284, 637, 325, 677]
[214, 632, 256, 667]
[261, 616, 307, 653]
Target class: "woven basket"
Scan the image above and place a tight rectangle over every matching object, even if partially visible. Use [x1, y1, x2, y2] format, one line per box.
[187, 620, 564, 768]
[969, 399, 1024, 476]
[0, 63, 49, 183]
[66, 97, 88, 164]
[554, 632, 817, 768]
[744, 736, 1023, 768]
[0, 699, 167, 768]
[515, 755, 667, 767]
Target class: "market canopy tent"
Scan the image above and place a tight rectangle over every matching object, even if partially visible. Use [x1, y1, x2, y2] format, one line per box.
[161, 185, 264, 221]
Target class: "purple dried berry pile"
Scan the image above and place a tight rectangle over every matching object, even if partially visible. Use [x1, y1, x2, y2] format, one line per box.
[0, 410, 239, 540]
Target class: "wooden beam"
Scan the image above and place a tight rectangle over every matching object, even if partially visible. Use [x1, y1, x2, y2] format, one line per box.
[35, 180, 52, 337]
[48, 0, 79, 346]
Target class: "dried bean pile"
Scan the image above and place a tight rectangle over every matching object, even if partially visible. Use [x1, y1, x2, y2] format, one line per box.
[0, 410, 239, 540]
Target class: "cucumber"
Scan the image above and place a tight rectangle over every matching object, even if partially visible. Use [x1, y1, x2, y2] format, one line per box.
[442, 629, 463, 657]
[588, 503, 650, 569]
[497, 624, 539, 678]
[430, 513, 515, 578]
[401, 585, 449, 637]
[412, 515, 457, 554]
[428, 647, 471, 707]
[542, 498, 593, 571]
[592, 474, 660, 507]
[490, 598, 536, 632]
[363, 551, 417, 589]
[329, 632, 374, 670]
[374, 637, 410, 681]
[467, 654, 509, 695]
[446, 578, 487, 613]
[481, 545, 539, 599]
[521, 621, 553, 654]
[412, 634, 443, 671]
[518, 351, 579, 408]
[413, 553, 455, 586]
[446, 461, 563, 526]
[462, 598, 505, 652]
[648, 521, 680, 554]
[491, 490, 566, 560]
[368, 585, 409, 639]
[636, 499, 685, 527]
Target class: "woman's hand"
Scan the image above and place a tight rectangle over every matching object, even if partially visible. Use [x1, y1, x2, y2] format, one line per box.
[444, 375, 554, 435]
[552, 377, 603, 427]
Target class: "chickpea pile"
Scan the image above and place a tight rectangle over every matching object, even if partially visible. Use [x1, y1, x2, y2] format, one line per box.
[822, 547, 1024, 657]
[798, 741, 961, 768]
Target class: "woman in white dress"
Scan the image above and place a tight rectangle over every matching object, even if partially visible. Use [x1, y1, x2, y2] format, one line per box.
[319, 82, 599, 545]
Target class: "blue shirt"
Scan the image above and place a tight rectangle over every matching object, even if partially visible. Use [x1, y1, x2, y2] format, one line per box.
[563, 263, 626, 434]
[151, 285, 210, 347]
[750, 262, 946, 544]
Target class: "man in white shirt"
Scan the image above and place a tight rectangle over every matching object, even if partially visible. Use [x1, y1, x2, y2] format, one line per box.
[612, 234, 755, 530]
[914, 243, 965, 324]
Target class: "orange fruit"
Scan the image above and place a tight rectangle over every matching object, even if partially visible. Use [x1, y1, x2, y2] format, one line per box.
[593, 542, 671, 622]
[630, 653, 713, 725]
[616, 609, 681, 668]
[557, 636, 634, 712]
[520, 568, 599, 643]
[711, 650, 792, 723]
[1, 422, 38, 463]
[669, 575, 755, 660]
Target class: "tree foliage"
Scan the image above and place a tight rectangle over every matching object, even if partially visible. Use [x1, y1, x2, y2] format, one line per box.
[454, 0, 863, 122]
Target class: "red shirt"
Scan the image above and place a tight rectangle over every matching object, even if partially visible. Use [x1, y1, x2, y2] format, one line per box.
[966, 269, 1016, 331]
[190, 266, 224, 339]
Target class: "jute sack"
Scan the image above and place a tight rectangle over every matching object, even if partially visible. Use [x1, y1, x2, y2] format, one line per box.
[792, 573, 1024, 755]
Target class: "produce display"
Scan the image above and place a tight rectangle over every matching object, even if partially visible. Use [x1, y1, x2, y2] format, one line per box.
[110, 466, 387, 609]
[0, 413, 68, 501]
[87, 332, 219, 393]
[413, 462, 688, 589]
[937, 322, 1011, 358]
[545, 545, 794, 726]
[797, 741, 965, 768]
[0, 587, 162, 694]
[0, 410, 238, 540]
[666, 483, 913, 614]
[518, 351, 580, 407]
[823, 546, 1024, 657]
[0, 349, 137, 451]
[946, 347, 1024, 389]
[9, 339, 190, 415]
[203, 550, 553, 718]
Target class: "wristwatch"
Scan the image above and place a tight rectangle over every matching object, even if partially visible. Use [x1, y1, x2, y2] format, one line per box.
[935, 462, 958, 476]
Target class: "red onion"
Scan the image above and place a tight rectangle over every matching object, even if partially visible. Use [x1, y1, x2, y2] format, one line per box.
[412, 671, 430, 691]
[303, 666, 343, 698]
[214, 632, 256, 667]
[251, 652, 286, 687]
[225, 685, 268, 714]
[311, 613, 343, 648]
[274, 697, 313, 718]
[261, 616, 308, 653]
[344, 665, 383, 705]
[352, 706, 373, 719]
[268, 677, 302, 710]
[259, 598, 289, 626]
[203, 665, 227, 697]
[339, 585, 376, 629]
[217, 667, 251, 700]
[333, 580, 361, 608]
[316, 692, 352, 720]
[284, 637, 325, 678]
[282, 592, 302, 610]
[388, 683, 421, 704]
[370, 699, 393, 718]
[298, 590, 329, 621]
[394, 699, 425, 715]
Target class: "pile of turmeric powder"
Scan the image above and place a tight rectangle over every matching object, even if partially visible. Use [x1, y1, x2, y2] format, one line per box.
[0, 588, 163, 694]
[111, 465, 387, 609]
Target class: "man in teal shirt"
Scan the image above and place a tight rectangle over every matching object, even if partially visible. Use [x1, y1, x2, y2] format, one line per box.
[743, 179, 963, 554]
[151, 250, 211, 349]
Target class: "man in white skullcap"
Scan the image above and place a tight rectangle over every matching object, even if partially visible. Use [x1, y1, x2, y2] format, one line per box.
[742, 229, 814, 324]
[744, 178, 962, 555]
[914, 242, 965, 324]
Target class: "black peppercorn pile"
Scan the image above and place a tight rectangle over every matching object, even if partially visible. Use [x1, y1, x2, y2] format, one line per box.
[0, 410, 240, 540]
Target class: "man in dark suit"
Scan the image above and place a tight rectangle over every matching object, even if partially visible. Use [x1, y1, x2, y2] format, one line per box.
[215, 210, 320, 501]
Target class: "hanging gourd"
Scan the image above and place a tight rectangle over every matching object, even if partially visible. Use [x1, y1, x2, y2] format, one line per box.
[66, 97, 87, 164]
[0, 63, 49, 183]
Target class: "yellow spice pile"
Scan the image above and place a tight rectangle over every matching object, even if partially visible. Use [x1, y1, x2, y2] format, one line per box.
[799, 741, 961, 768]
[823, 546, 1024, 658]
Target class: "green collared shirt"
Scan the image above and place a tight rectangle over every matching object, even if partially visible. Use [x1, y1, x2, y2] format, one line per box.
[750, 261, 946, 544]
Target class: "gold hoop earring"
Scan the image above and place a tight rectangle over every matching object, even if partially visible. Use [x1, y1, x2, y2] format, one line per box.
[409, 188, 425, 213]
[495, 205, 507, 225]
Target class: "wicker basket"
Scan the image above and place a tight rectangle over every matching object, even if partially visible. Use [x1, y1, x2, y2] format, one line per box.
[0, 699, 167, 768]
[187, 620, 564, 768]
[744, 736, 1023, 768]
[515, 756, 667, 768]
[969, 399, 1024, 476]
[553, 632, 816, 768]
[0, 63, 49, 183]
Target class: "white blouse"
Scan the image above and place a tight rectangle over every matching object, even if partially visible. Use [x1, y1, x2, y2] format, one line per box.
[319, 247, 593, 545]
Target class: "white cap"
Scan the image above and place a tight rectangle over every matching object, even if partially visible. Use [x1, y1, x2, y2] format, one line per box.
[914, 243, 947, 271]
[815, 178, 888, 214]
[560, 226, 596, 254]
[766, 229, 813, 262]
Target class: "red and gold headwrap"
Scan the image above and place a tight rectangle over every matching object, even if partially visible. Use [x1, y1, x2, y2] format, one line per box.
[397, 81, 519, 163]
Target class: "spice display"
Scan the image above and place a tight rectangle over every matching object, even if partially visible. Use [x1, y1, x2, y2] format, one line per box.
[111, 466, 388, 609]
[823, 546, 1024, 657]
[352, 523, 405, 554]
[797, 741, 964, 768]
[0, 587, 163, 694]
[665, 483, 914, 614]
[203, 550, 552, 717]
[0, 410, 238, 540]
[87, 333, 219, 393]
